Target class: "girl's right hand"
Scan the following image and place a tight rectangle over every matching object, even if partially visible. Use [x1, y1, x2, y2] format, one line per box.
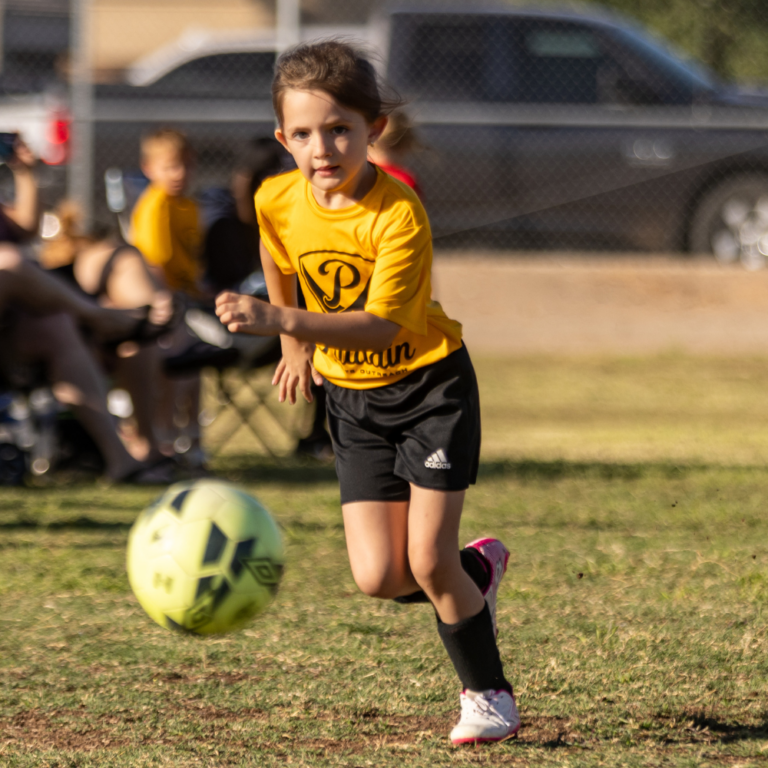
[273, 336, 324, 404]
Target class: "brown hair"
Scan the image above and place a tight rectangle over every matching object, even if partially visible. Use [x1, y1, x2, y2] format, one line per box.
[140, 127, 192, 163]
[272, 40, 402, 125]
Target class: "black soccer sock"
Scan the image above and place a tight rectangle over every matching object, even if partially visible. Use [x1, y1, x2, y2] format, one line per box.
[437, 602, 512, 694]
[392, 590, 431, 604]
[393, 548, 492, 604]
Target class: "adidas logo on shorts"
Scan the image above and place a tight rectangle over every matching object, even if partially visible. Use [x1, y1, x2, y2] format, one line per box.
[425, 449, 451, 470]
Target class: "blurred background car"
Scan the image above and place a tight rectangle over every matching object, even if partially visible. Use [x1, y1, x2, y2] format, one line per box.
[384, 6, 768, 261]
[5, 0, 768, 265]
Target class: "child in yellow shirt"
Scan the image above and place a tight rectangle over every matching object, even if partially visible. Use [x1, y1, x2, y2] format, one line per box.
[216, 41, 518, 744]
[130, 128, 204, 466]
[131, 129, 201, 296]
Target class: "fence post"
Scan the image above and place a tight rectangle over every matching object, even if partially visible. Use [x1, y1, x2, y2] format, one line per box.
[68, 0, 94, 229]
[276, 0, 300, 51]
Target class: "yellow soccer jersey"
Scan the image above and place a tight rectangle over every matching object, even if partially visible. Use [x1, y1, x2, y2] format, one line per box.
[131, 183, 201, 294]
[256, 167, 463, 389]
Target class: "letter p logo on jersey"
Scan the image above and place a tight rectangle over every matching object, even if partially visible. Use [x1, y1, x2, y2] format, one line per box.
[299, 251, 375, 314]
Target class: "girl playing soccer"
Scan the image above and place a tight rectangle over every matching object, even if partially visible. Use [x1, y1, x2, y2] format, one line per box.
[215, 40, 519, 744]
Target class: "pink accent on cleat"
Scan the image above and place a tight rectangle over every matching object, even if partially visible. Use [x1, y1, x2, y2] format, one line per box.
[465, 537, 509, 637]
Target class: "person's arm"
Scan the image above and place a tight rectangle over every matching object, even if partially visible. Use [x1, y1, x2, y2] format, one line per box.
[131, 192, 173, 285]
[1, 139, 39, 236]
[145, 263, 169, 289]
[225, 242, 399, 348]
[216, 280, 399, 350]
[218, 242, 400, 403]
[260, 241, 316, 404]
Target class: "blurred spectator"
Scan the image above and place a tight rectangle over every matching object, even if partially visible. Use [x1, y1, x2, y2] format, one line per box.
[132, 128, 202, 296]
[40, 200, 176, 462]
[367, 110, 423, 198]
[130, 128, 204, 466]
[0, 246, 175, 483]
[200, 137, 285, 293]
[0, 136, 40, 243]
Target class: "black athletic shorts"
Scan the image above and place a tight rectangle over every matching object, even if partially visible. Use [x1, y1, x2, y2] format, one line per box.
[324, 343, 481, 505]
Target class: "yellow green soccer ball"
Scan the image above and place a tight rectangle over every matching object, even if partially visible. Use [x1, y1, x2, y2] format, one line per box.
[126, 480, 284, 635]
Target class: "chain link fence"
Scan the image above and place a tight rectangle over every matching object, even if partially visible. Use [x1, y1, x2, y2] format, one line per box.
[3, 0, 768, 261]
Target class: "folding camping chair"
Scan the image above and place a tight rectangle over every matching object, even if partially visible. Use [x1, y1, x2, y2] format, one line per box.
[164, 307, 291, 457]
[196, 341, 289, 458]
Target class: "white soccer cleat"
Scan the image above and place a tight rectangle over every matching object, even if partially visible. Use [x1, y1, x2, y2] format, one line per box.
[465, 537, 509, 636]
[450, 688, 521, 744]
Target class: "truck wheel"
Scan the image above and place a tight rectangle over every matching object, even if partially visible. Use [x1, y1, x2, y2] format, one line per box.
[689, 174, 768, 270]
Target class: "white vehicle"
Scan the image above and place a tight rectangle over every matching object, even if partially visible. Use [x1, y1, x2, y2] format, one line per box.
[0, 93, 69, 165]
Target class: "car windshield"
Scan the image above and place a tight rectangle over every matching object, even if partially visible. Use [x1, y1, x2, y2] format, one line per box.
[613, 26, 718, 92]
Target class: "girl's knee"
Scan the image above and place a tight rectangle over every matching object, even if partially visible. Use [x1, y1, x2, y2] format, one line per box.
[352, 567, 408, 600]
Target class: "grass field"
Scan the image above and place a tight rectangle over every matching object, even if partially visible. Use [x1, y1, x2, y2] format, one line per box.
[3, 355, 768, 767]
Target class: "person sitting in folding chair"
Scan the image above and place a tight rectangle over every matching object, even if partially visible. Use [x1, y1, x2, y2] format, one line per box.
[40, 200, 178, 463]
[0, 245, 176, 484]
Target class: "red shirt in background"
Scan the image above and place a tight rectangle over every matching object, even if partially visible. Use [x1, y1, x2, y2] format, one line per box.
[375, 163, 423, 200]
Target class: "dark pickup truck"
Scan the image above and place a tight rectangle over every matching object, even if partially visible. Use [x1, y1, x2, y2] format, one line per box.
[91, 5, 768, 263]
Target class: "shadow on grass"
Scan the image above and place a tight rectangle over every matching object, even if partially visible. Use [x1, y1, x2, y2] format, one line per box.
[214, 454, 340, 484]
[0, 516, 131, 532]
[477, 458, 707, 481]
[217, 455, 714, 485]
[0, 456, 761, 533]
[687, 712, 768, 743]
[5, 455, 759, 494]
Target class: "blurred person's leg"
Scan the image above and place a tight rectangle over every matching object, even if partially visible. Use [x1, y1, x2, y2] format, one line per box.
[78, 246, 204, 467]
[113, 345, 163, 461]
[0, 244, 138, 339]
[152, 319, 203, 465]
[74, 242, 174, 325]
[176, 374, 203, 465]
[156, 372, 203, 466]
[11, 312, 162, 482]
[75, 243, 174, 460]
[80, 246, 197, 462]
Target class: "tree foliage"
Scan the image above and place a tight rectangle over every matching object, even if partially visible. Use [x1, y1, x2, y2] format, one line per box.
[596, 0, 768, 83]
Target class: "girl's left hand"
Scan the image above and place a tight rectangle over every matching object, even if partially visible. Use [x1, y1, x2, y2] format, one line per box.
[215, 291, 279, 335]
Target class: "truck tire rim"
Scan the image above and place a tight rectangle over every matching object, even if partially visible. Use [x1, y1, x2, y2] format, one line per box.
[712, 196, 768, 270]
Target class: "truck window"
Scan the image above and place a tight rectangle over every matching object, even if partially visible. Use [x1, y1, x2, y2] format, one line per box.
[608, 27, 714, 104]
[389, 16, 512, 102]
[144, 52, 276, 99]
[512, 20, 664, 106]
[515, 21, 611, 104]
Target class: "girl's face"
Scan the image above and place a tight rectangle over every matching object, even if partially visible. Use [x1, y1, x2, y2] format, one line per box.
[275, 88, 386, 208]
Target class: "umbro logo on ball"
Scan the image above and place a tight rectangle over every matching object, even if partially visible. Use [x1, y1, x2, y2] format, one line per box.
[425, 449, 451, 469]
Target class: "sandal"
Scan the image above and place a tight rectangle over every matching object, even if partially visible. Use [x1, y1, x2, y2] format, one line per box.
[104, 296, 185, 349]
